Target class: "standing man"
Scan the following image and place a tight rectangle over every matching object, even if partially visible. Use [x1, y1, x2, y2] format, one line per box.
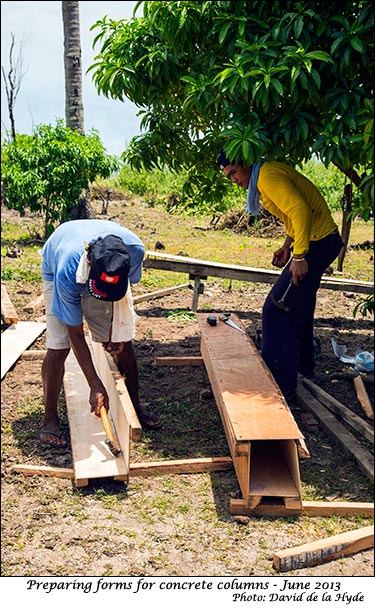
[40, 218, 162, 448]
[218, 151, 343, 406]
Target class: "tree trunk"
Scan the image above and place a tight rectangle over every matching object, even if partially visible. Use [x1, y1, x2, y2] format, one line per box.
[62, 1, 84, 134]
[337, 183, 353, 272]
[62, 0, 92, 219]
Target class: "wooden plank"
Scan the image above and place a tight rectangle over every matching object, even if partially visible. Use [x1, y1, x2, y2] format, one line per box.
[1, 283, 18, 324]
[144, 251, 374, 294]
[129, 456, 233, 477]
[90, 338, 142, 441]
[230, 498, 374, 517]
[23, 293, 44, 313]
[296, 382, 374, 481]
[63, 350, 129, 486]
[273, 525, 374, 572]
[301, 375, 374, 443]
[11, 456, 233, 480]
[11, 464, 74, 479]
[133, 283, 191, 304]
[199, 314, 303, 441]
[1, 321, 46, 379]
[153, 356, 204, 367]
[354, 375, 374, 420]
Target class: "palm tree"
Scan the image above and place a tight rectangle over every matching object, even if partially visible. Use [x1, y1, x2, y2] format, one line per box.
[62, 0, 92, 218]
[62, 0, 84, 133]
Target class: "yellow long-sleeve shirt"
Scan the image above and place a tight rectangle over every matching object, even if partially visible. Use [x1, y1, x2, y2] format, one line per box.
[257, 161, 338, 255]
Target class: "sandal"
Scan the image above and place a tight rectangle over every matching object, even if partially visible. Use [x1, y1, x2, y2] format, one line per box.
[39, 428, 68, 448]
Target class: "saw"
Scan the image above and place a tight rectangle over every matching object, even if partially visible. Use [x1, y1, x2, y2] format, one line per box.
[219, 313, 245, 333]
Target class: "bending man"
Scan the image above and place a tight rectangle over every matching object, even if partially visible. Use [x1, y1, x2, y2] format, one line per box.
[40, 218, 161, 447]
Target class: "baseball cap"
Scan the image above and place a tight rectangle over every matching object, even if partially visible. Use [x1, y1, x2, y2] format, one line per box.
[87, 235, 130, 302]
[217, 150, 231, 169]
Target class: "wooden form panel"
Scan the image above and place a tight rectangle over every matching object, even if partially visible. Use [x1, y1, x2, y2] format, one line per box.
[90, 338, 142, 441]
[198, 313, 303, 512]
[199, 317, 302, 441]
[63, 348, 130, 487]
[1, 321, 46, 379]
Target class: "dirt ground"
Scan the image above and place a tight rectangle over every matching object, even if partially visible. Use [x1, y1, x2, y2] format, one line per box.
[1, 202, 374, 580]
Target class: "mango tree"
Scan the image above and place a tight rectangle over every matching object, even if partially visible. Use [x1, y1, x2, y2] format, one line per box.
[88, 0, 373, 220]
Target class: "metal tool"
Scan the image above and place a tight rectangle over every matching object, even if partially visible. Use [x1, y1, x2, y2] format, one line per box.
[218, 313, 245, 333]
[271, 278, 294, 312]
[207, 315, 217, 326]
[100, 406, 121, 456]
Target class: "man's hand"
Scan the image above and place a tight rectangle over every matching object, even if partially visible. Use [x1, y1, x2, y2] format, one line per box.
[102, 341, 124, 356]
[89, 384, 109, 417]
[272, 245, 291, 268]
[290, 258, 308, 284]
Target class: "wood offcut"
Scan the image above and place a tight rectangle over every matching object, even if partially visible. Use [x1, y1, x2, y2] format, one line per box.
[296, 382, 374, 481]
[1, 283, 18, 324]
[273, 525, 374, 572]
[353, 375, 374, 420]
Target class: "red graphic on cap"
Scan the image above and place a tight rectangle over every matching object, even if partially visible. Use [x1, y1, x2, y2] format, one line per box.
[100, 272, 120, 284]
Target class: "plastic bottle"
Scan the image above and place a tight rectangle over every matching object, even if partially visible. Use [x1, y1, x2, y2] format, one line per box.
[354, 351, 374, 373]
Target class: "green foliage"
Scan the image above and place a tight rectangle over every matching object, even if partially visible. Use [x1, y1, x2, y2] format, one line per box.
[88, 1, 373, 216]
[353, 295, 374, 319]
[114, 161, 353, 217]
[1, 120, 119, 235]
[116, 164, 187, 197]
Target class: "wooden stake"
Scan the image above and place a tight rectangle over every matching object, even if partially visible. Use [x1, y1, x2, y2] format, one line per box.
[354, 375, 374, 420]
[273, 525, 374, 572]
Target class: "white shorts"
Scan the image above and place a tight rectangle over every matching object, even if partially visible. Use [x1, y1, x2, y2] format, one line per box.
[43, 280, 137, 349]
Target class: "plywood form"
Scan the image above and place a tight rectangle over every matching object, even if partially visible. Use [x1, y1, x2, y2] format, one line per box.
[197, 313, 303, 512]
[198, 315, 303, 441]
[89, 337, 142, 441]
[1, 321, 46, 379]
[63, 349, 130, 487]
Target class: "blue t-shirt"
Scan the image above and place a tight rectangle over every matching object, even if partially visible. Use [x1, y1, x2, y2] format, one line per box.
[42, 219, 145, 326]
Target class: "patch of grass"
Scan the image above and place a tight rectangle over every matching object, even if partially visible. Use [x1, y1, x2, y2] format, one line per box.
[165, 308, 196, 322]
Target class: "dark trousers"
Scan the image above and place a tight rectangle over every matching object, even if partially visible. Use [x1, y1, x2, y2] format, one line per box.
[261, 230, 343, 397]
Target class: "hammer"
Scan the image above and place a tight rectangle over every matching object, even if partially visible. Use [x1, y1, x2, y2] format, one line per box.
[271, 278, 294, 312]
[99, 406, 122, 456]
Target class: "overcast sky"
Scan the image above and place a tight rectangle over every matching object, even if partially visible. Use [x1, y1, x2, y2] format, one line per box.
[1, 0, 142, 156]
